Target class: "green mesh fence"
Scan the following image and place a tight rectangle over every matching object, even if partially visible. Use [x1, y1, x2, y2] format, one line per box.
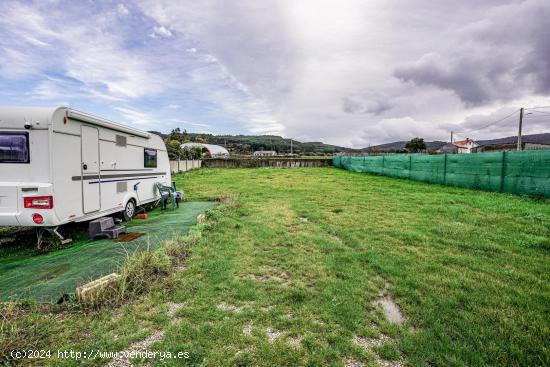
[0, 201, 216, 303]
[333, 150, 550, 197]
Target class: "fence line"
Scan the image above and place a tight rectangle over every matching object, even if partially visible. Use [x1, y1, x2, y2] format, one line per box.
[333, 150, 550, 197]
[169, 160, 202, 173]
[202, 158, 331, 169]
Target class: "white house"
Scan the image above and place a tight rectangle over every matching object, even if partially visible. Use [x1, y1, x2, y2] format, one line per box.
[453, 138, 480, 154]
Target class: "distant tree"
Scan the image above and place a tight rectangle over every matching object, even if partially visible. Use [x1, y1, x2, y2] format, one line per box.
[169, 128, 188, 143]
[405, 137, 427, 153]
[166, 140, 183, 160]
[181, 146, 205, 159]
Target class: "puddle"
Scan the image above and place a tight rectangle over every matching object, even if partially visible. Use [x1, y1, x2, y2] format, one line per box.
[375, 296, 403, 325]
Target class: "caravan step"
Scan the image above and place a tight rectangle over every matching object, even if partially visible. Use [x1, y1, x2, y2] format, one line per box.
[89, 217, 128, 239]
[90, 217, 116, 232]
[102, 226, 127, 239]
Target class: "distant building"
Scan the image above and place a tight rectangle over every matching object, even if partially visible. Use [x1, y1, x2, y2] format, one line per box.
[435, 138, 480, 154]
[180, 142, 229, 158]
[253, 150, 277, 156]
[452, 138, 480, 154]
[437, 143, 458, 154]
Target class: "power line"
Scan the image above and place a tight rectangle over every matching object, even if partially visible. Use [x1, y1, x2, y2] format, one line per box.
[455, 109, 520, 135]
[526, 110, 550, 116]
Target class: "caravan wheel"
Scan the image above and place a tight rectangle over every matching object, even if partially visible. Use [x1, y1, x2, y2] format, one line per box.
[123, 199, 136, 221]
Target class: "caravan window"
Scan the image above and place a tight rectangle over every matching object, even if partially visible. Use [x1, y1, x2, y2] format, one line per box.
[144, 148, 157, 168]
[0, 132, 30, 163]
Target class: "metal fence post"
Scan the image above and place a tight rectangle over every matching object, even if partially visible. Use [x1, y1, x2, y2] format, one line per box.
[500, 151, 507, 192]
[443, 154, 448, 185]
[409, 155, 412, 179]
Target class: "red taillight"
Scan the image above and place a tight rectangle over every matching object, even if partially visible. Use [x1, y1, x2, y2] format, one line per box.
[24, 196, 54, 209]
[32, 213, 44, 224]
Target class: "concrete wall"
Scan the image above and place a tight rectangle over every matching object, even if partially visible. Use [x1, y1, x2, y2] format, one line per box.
[202, 158, 332, 168]
[169, 160, 202, 173]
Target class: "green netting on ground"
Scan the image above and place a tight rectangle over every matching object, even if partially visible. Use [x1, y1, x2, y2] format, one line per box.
[333, 150, 550, 197]
[0, 201, 216, 303]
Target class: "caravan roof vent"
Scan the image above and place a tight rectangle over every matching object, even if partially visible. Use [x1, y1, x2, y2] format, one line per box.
[115, 135, 127, 147]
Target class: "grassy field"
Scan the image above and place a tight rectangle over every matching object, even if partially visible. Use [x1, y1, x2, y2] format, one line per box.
[1, 167, 549, 366]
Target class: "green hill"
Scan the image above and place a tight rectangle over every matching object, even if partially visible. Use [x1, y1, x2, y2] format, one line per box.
[149, 130, 357, 155]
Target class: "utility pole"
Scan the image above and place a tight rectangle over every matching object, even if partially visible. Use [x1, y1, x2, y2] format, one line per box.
[517, 107, 524, 151]
[450, 131, 453, 143]
[290, 138, 293, 155]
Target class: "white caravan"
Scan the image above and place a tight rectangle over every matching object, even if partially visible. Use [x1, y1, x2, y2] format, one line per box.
[0, 107, 171, 234]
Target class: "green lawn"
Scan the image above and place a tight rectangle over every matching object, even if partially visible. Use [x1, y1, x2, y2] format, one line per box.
[1, 167, 549, 366]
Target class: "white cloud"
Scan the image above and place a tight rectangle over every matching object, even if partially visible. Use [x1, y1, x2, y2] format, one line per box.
[150, 25, 173, 38]
[114, 106, 154, 125]
[0, 0, 548, 146]
[136, 0, 550, 145]
[117, 3, 129, 16]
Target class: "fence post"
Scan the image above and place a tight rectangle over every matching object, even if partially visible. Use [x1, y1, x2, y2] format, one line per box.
[443, 154, 448, 185]
[409, 155, 412, 179]
[382, 155, 385, 175]
[500, 151, 507, 192]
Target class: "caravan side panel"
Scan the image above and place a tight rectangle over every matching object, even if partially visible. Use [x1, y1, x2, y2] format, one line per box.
[50, 109, 85, 224]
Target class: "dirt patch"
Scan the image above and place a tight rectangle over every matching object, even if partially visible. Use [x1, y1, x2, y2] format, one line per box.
[113, 232, 145, 242]
[375, 359, 405, 367]
[373, 280, 404, 325]
[353, 334, 389, 349]
[266, 328, 284, 343]
[105, 330, 165, 367]
[242, 266, 291, 286]
[353, 335, 405, 367]
[288, 336, 302, 347]
[243, 322, 253, 336]
[167, 302, 186, 317]
[217, 302, 247, 313]
[375, 297, 403, 325]
[344, 358, 364, 367]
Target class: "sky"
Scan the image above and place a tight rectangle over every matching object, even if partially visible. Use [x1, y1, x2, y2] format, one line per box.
[0, 0, 549, 147]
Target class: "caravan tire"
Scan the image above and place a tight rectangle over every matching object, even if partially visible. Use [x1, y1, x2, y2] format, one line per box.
[122, 199, 136, 221]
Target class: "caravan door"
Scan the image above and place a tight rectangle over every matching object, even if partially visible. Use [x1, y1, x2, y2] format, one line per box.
[81, 125, 100, 213]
